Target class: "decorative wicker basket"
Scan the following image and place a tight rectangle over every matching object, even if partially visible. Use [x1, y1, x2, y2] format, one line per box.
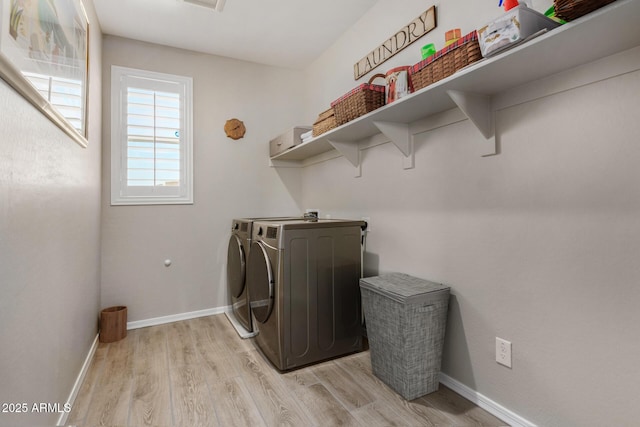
[331, 74, 386, 126]
[312, 108, 337, 137]
[410, 31, 482, 92]
[554, 0, 616, 21]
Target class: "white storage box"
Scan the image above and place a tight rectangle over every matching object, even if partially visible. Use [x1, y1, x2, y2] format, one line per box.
[477, 5, 560, 57]
[269, 126, 312, 157]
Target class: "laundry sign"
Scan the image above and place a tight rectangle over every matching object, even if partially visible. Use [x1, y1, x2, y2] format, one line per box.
[353, 6, 437, 80]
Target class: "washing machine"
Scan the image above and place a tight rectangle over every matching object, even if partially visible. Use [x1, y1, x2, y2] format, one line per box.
[246, 218, 366, 370]
[226, 217, 301, 337]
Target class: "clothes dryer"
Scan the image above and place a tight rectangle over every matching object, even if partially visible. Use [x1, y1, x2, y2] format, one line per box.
[227, 217, 300, 336]
[246, 218, 366, 370]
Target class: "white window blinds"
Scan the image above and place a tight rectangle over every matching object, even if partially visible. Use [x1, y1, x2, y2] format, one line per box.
[126, 87, 181, 187]
[111, 66, 193, 205]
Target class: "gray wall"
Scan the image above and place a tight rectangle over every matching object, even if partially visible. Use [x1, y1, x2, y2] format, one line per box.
[100, 36, 307, 322]
[300, 0, 640, 425]
[0, 1, 102, 425]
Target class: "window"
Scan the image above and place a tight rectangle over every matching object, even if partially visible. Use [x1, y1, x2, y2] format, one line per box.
[111, 66, 193, 205]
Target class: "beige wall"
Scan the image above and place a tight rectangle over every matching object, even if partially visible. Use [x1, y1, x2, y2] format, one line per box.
[0, 1, 102, 425]
[300, 0, 640, 425]
[100, 36, 307, 321]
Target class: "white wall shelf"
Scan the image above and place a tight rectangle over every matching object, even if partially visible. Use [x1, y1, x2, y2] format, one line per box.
[270, 0, 640, 168]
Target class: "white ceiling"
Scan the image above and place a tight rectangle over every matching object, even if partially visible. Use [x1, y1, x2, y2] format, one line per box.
[92, 0, 379, 69]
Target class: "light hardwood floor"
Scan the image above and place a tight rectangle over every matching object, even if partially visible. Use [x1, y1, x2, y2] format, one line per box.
[67, 314, 507, 427]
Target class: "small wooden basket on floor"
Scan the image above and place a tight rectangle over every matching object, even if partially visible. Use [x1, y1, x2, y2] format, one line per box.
[99, 306, 127, 343]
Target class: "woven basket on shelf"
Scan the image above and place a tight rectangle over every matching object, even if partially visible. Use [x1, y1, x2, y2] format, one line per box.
[410, 31, 482, 92]
[554, 0, 616, 21]
[312, 108, 337, 137]
[331, 74, 386, 126]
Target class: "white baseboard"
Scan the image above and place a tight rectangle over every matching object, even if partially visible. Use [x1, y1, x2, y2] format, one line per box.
[439, 373, 536, 427]
[57, 334, 99, 426]
[126, 305, 231, 330]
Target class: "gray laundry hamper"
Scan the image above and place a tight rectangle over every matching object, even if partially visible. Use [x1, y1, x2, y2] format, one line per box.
[360, 273, 450, 400]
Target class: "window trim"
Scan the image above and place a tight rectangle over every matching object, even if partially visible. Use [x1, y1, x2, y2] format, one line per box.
[110, 66, 193, 205]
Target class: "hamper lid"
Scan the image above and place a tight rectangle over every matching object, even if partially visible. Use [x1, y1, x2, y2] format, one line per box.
[360, 273, 450, 304]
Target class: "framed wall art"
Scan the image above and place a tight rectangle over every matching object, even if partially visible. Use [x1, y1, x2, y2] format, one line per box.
[1, 0, 89, 147]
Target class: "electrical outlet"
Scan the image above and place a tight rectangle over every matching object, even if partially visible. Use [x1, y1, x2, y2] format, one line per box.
[496, 337, 512, 368]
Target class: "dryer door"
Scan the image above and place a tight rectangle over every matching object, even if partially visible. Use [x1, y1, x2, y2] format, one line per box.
[247, 241, 274, 323]
[227, 234, 246, 298]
